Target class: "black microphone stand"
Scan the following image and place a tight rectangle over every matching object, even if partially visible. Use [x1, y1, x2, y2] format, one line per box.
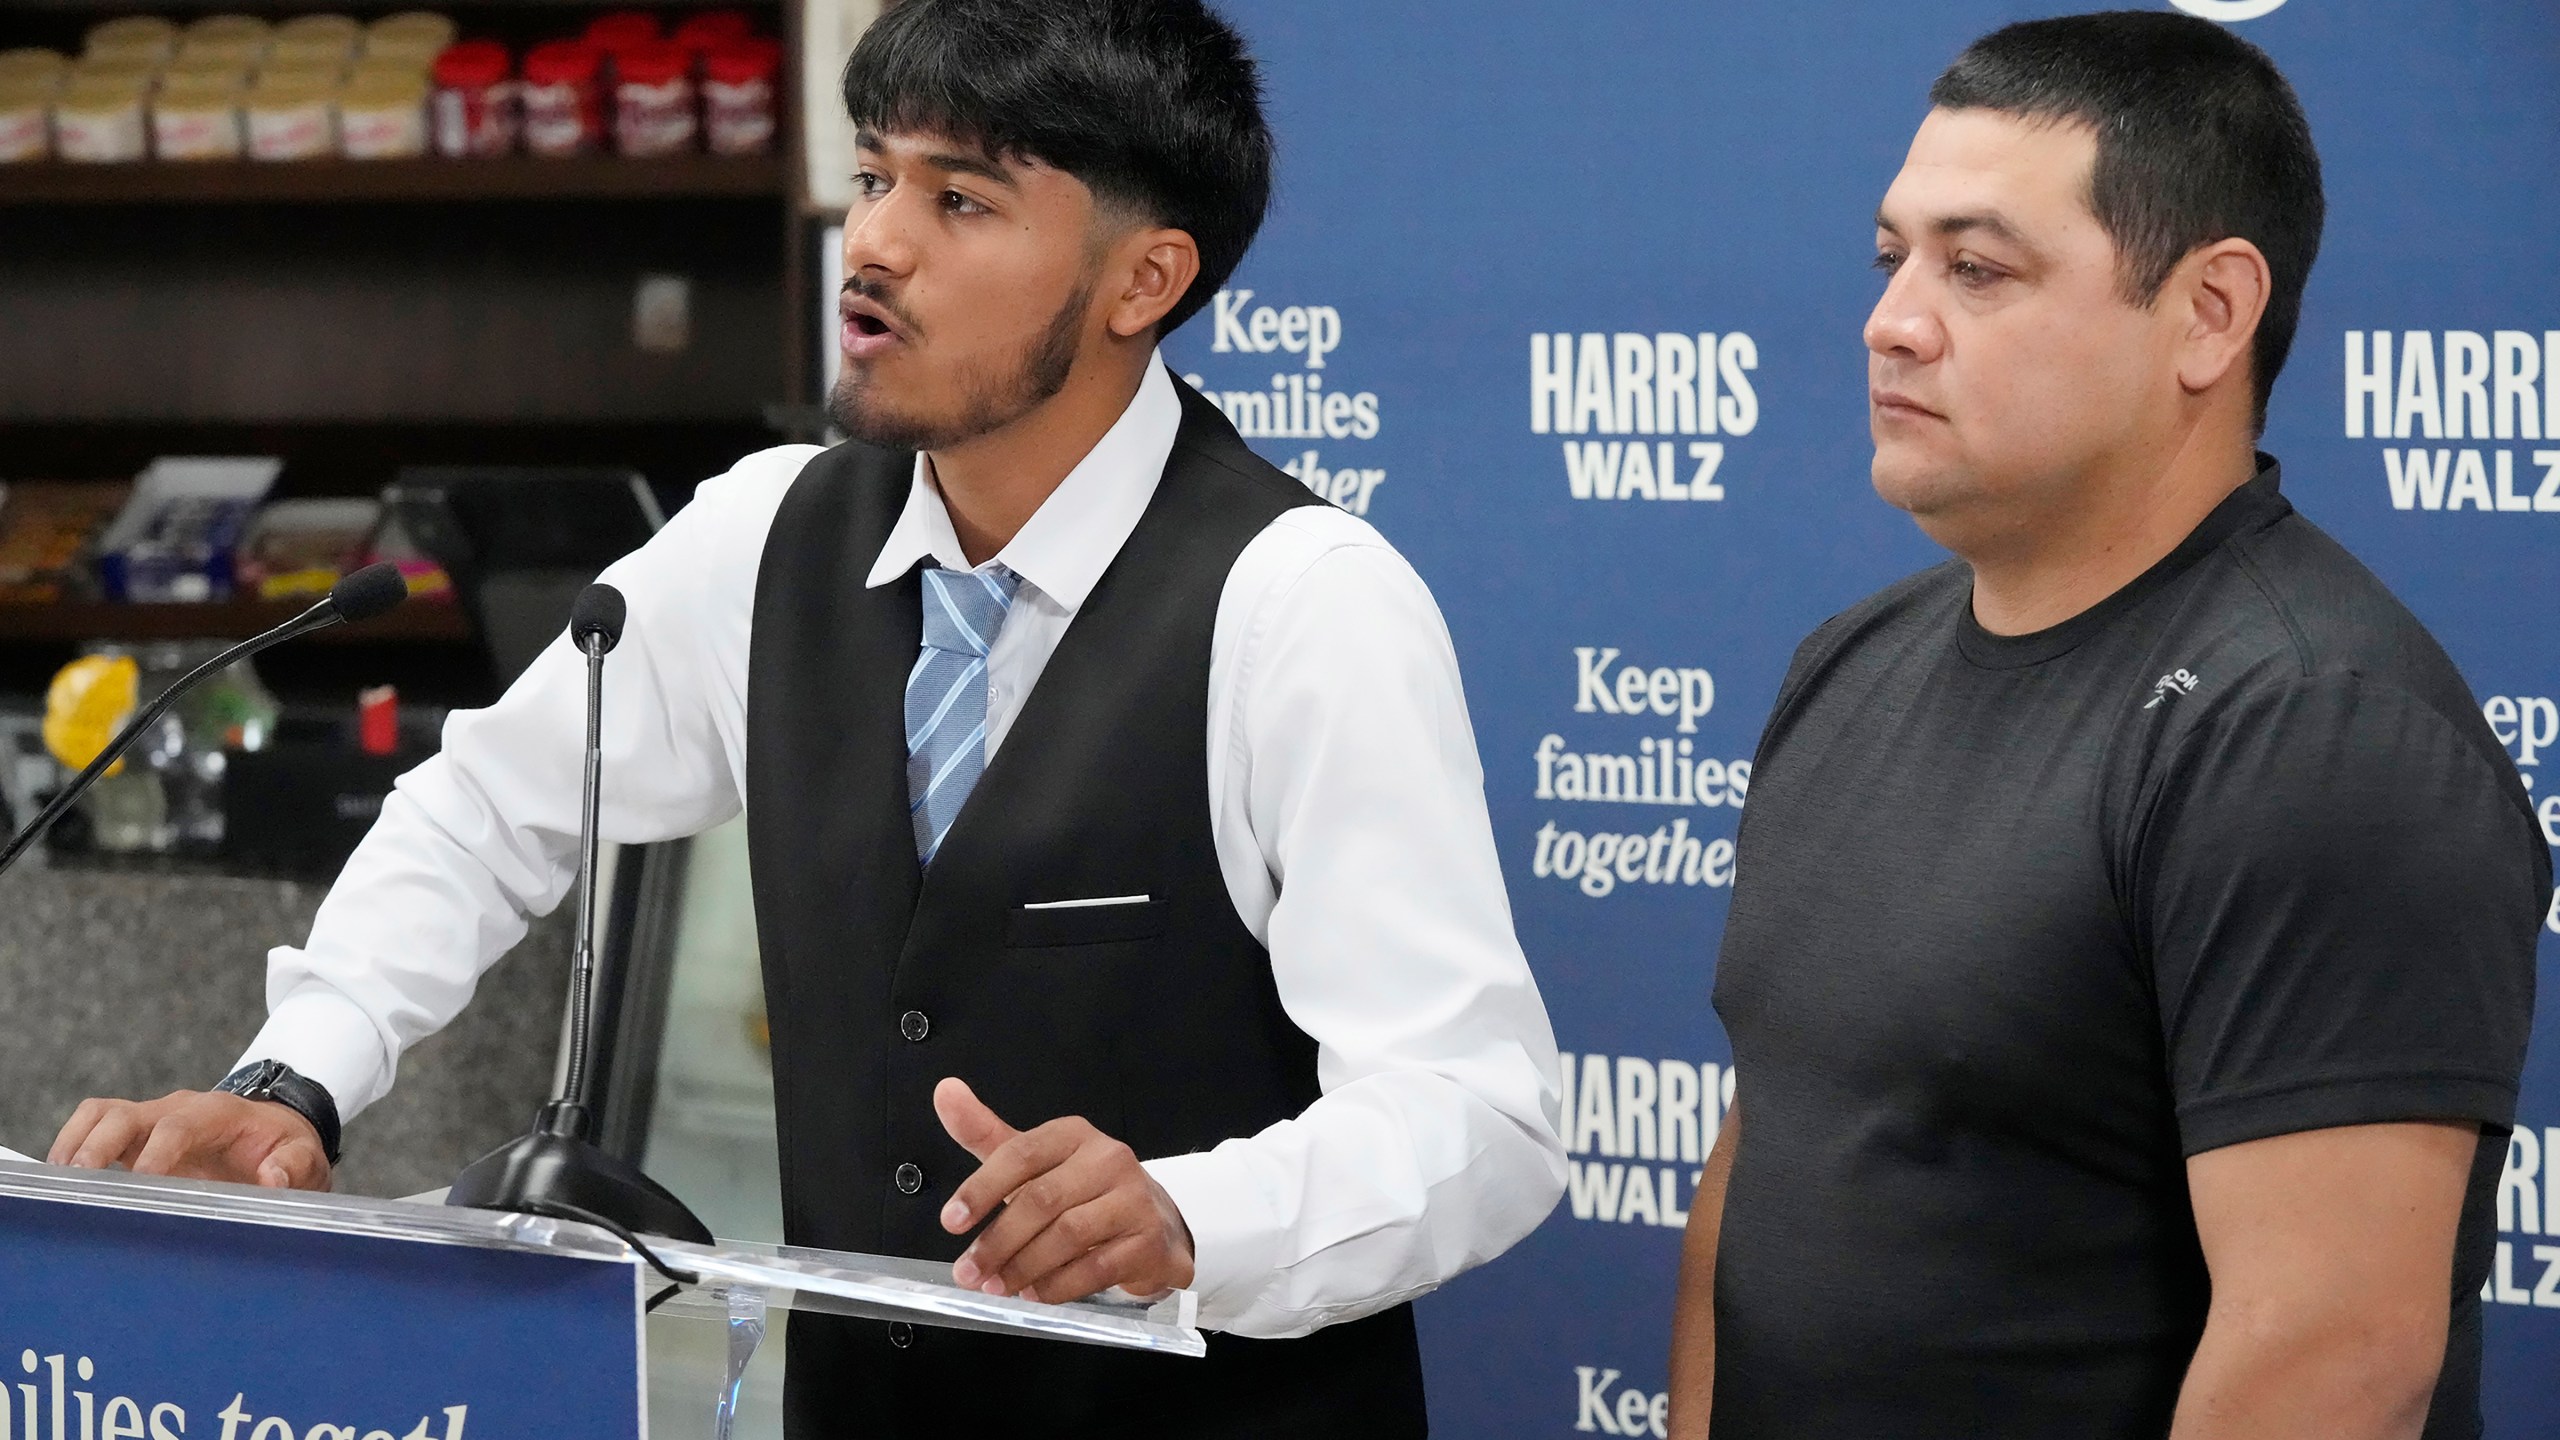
[446, 584, 713, 1247]
[0, 564, 411, 878]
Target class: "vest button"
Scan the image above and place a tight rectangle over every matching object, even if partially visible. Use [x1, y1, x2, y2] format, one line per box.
[900, 1010, 930, 1042]
[894, 1162, 923, 1195]
[887, 1322, 913, 1349]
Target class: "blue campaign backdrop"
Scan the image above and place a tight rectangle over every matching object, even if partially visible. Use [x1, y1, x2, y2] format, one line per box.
[0, 1194, 639, 1440]
[1163, 1, 2560, 1435]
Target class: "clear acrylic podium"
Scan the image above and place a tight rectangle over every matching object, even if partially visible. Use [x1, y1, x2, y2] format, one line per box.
[0, 1159, 1202, 1440]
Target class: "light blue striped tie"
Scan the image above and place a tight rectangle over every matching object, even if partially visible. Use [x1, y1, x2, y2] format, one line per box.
[907, 564, 1021, 862]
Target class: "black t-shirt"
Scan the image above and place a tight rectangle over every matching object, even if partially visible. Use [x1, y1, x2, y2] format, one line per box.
[1709, 460, 2546, 1440]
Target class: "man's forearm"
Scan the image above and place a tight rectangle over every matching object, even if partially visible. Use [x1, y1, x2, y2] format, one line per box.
[2167, 1306, 2445, 1440]
[1666, 1099, 1737, 1440]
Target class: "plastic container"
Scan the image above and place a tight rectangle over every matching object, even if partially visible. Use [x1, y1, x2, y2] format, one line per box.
[366, 12, 457, 66]
[583, 11, 663, 55]
[338, 66, 428, 159]
[245, 69, 335, 161]
[151, 69, 245, 160]
[52, 69, 151, 163]
[701, 39, 779, 157]
[269, 14, 362, 71]
[0, 75, 51, 162]
[612, 41, 695, 157]
[83, 17, 178, 67]
[429, 39, 515, 157]
[0, 48, 72, 85]
[672, 11, 758, 54]
[176, 16, 269, 71]
[520, 40, 603, 156]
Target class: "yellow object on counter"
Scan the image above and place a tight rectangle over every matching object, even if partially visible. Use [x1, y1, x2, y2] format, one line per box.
[43, 653, 140, 776]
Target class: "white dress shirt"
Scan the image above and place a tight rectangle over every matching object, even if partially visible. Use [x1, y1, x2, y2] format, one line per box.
[240, 354, 1566, 1337]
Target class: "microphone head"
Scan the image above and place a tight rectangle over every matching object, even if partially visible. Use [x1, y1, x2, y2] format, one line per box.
[571, 583, 628, 654]
[329, 563, 411, 624]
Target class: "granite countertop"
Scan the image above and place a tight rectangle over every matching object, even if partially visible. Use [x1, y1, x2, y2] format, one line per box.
[0, 860, 570, 1200]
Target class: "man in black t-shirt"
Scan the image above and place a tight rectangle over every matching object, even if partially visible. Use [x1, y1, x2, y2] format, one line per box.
[1666, 16, 2545, 1440]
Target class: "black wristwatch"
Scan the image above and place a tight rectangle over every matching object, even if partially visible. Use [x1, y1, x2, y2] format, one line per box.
[214, 1059, 343, 1168]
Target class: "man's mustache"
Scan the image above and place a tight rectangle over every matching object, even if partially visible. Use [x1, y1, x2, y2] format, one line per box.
[842, 276, 925, 340]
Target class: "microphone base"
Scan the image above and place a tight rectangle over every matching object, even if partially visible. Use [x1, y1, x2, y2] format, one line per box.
[444, 1114, 714, 1246]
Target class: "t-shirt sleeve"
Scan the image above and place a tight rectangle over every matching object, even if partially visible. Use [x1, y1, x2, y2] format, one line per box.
[2133, 671, 2544, 1156]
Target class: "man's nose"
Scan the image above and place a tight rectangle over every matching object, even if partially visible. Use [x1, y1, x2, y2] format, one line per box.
[842, 187, 922, 279]
[1864, 270, 1943, 365]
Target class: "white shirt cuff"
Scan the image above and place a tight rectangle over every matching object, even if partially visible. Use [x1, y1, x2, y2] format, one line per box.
[234, 986, 392, 1121]
[1144, 1144, 1284, 1331]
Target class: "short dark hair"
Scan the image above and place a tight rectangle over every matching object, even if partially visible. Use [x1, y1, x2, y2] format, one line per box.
[842, 0, 1272, 335]
[1930, 11, 2324, 430]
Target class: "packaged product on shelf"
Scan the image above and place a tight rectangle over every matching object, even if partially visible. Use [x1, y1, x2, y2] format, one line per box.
[83, 17, 178, 67]
[702, 39, 779, 157]
[235, 497, 382, 601]
[52, 68, 151, 164]
[583, 11, 663, 56]
[245, 68, 334, 161]
[365, 12, 457, 66]
[0, 49, 70, 85]
[430, 39, 515, 158]
[520, 40, 603, 156]
[337, 65, 428, 159]
[612, 41, 696, 157]
[269, 14, 362, 71]
[175, 16, 270, 72]
[94, 457, 280, 604]
[672, 11, 758, 55]
[151, 69, 247, 161]
[0, 482, 129, 604]
[0, 74, 51, 162]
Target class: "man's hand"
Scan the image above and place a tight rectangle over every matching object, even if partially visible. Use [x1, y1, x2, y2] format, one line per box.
[48, 1091, 332, 1191]
[933, 1077, 1193, 1305]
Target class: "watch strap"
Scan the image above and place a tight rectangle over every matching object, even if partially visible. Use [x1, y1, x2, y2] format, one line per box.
[215, 1060, 343, 1168]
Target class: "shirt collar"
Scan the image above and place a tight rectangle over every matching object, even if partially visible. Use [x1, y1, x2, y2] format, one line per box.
[863, 352, 1181, 616]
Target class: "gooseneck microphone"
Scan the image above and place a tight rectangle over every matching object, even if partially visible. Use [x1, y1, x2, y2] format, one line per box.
[0, 562, 413, 881]
[447, 583, 713, 1247]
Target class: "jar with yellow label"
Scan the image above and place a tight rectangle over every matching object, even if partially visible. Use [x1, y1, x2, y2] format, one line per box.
[53, 67, 150, 163]
[269, 14, 362, 73]
[0, 48, 69, 85]
[176, 15, 269, 72]
[337, 66, 426, 159]
[0, 56, 60, 162]
[84, 16, 178, 68]
[246, 68, 335, 161]
[365, 12, 457, 66]
[152, 69, 245, 161]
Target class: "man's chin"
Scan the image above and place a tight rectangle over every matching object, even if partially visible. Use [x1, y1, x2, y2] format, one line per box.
[829, 379, 957, 452]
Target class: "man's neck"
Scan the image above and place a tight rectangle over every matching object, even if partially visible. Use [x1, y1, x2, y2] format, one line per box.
[1963, 424, 2260, 637]
[930, 347, 1153, 566]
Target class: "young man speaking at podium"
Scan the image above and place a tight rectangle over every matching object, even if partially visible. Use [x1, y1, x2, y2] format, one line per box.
[51, 2, 1568, 1433]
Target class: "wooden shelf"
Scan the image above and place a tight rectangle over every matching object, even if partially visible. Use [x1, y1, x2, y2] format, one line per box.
[0, 599, 473, 645]
[0, 152, 788, 206]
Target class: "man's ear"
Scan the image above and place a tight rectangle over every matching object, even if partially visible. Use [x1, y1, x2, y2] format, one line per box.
[1104, 227, 1202, 339]
[2172, 237, 2272, 400]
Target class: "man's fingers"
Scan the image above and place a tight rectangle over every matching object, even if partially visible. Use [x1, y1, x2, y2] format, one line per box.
[992, 1193, 1134, 1297]
[67, 1105, 153, 1171]
[256, 1138, 331, 1192]
[1026, 1233, 1161, 1307]
[48, 1098, 110, 1166]
[129, 1113, 211, 1178]
[932, 1077, 1019, 1164]
[951, 1137, 1119, 1286]
[941, 1118, 1088, 1235]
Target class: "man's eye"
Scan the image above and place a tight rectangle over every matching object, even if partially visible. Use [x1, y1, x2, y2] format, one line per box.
[1871, 251, 1905, 275]
[941, 189, 985, 215]
[852, 171, 885, 197]
[1951, 259, 2003, 287]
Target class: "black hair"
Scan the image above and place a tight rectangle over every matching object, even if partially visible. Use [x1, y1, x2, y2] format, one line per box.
[842, 0, 1272, 335]
[1930, 11, 2324, 430]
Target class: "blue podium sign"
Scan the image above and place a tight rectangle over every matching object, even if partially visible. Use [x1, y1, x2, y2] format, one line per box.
[0, 1181, 641, 1440]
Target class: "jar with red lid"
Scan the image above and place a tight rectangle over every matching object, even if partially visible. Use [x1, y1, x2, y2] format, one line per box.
[702, 38, 779, 157]
[672, 11, 757, 55]
[520, 39, 603, 156]
[583, 11, 662, 55]
[613, 40, 696, 156]
[430, 40, 517, 158]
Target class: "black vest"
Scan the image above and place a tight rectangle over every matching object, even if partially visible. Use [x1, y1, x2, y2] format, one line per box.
[745, 384, 1428, 1439]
